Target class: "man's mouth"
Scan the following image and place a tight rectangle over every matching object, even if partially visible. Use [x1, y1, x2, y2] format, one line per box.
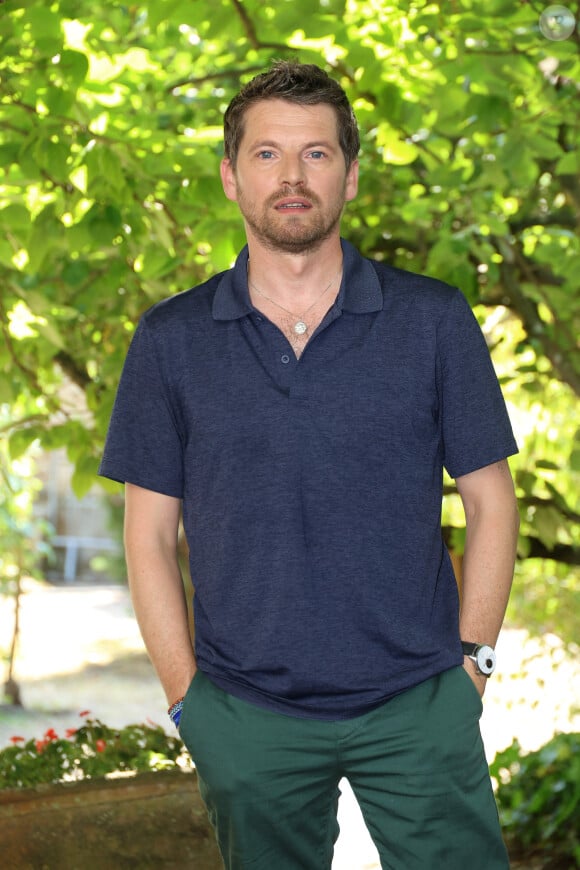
[274, 195, 312, 210]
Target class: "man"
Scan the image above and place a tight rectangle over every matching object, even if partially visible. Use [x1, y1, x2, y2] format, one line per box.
[100, 61, 520, 869]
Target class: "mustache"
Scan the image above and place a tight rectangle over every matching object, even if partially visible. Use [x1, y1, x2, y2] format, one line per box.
[267, 186, 321, 207]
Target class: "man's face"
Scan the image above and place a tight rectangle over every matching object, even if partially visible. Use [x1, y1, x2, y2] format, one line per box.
[220, 99, 359, 254]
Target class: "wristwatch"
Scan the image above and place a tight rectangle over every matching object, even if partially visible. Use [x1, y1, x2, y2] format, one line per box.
[461, 641, 496, 677]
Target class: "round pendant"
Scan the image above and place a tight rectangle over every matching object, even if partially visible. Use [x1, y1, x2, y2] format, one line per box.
[294, 320, 308, 335]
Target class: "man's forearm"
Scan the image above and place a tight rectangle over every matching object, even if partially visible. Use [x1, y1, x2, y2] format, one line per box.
[124, 484, 196, 706]
[456, 460, 520, 693]
[459, 504, 519, 647]
[128, 556, 197, 705]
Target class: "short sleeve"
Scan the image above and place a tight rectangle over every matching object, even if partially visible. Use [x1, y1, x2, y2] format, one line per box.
[439, 290, 518, 479]
[98, 318, 184, 497]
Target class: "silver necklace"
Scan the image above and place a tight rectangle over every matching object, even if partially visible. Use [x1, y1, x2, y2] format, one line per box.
[249, 264, 342, 337]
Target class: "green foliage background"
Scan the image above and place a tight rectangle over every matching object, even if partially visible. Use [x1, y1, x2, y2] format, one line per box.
[491, 731, 580, 866]
[0, 0, 578, 640]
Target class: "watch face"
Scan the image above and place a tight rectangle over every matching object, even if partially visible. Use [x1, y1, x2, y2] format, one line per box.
[476, 645, 496, 676]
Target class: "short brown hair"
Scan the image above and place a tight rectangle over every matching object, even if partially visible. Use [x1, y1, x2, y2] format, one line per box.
[223, 60, 360, 168]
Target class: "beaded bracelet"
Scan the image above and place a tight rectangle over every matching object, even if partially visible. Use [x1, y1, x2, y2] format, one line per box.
[168, 696, 185, 728]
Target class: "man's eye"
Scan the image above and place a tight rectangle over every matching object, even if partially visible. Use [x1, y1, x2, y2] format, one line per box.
[258, 150, 274, 159]
[309, 151, 325, 159]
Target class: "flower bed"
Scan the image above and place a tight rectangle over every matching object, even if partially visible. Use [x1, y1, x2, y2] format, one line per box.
[0, 711, 190, 788]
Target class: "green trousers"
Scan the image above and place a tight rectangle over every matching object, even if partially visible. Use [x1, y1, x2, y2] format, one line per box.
[179, 667, 509, 870]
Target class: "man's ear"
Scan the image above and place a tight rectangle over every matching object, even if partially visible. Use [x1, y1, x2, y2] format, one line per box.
[220, 158, 238, 202]
[345, 159, 359, 203]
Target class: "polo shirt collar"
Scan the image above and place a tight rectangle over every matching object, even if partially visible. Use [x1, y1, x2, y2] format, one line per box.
[212, 238, 383, 322]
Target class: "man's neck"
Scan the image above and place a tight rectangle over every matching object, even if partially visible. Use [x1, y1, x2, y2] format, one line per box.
[245, 234, 343, 309]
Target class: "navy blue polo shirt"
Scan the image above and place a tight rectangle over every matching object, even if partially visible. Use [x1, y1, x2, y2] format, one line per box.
[99, 239, 518, 720]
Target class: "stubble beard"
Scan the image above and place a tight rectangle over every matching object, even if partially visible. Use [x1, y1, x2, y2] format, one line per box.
[237, 184, 346, 255]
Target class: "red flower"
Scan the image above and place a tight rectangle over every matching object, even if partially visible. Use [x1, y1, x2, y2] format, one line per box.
[65, 728, 77, 738]
[95, 739, 106, 753]
[79, 710, 90, 718]
[35, 739, 48, 753]
[10, 736, 25, 744]
[44, 728, 58, 742]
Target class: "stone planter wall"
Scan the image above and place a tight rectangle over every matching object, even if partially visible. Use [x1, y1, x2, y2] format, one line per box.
[0, 768, 222, 869]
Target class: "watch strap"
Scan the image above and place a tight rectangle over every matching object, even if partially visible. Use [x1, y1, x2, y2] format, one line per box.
[461, 641, 480, 657]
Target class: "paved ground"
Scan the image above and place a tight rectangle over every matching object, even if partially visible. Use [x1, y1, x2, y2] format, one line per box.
[1, 579, 579, 869]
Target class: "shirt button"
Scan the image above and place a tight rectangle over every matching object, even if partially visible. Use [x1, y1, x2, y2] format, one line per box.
[281, 354, 290, 364]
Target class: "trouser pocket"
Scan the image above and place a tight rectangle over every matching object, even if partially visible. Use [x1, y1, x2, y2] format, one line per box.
[177, 669, 203, 748]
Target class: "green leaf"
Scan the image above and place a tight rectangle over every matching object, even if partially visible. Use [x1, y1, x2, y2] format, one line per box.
[56, 49, 89, 88]
[376, 123, 419, 165]
[8, 429, 40, 461]
[26, 5, 61, 40]
[70, 454, 101, 499]
[0, 204, 32, 231]
[44, 86, 75, 116]
[556, 151, 580, 176]
[35, 319, 66, 350]
[465, 95, 513, 131]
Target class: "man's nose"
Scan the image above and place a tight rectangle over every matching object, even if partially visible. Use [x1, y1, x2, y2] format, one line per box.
[279, 154, 304, 187]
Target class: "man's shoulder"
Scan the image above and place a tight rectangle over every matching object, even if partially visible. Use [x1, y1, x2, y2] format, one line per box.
[142, 270, 227, 329]
[343, 239, 461, 318]
[369, 256, 458, 303]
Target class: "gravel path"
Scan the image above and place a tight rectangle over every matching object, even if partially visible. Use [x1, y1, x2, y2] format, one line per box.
[1, 579, 578, 869]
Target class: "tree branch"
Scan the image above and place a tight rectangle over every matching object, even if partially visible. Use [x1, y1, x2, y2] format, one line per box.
[508, 210, 577, 233]
[53, 350, 92, 390]
[524, 539, 580, 566]
[166, 66, 267, 94]
[230, 0, 260, 49]
[229, 0, 290, 54]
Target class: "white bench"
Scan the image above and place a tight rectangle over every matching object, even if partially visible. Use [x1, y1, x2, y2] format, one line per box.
[51, 535, 122, 583]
